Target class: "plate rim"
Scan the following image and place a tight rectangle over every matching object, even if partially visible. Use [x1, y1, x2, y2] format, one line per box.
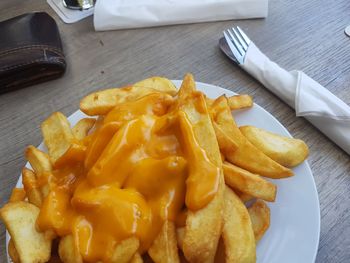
[6, 80, 320, 263]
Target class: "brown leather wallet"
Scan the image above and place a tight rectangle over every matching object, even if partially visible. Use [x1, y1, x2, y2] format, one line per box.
[0, 12, 66, 94]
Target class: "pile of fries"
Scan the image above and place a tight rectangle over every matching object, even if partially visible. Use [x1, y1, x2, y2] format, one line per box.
[1, 74, 309, 263]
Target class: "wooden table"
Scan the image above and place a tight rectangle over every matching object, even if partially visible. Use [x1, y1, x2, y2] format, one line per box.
[0, 0, 349, 262]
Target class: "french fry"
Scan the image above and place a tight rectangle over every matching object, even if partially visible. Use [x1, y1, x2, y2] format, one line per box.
[212, 122, 238, 156]
[41, 112, 74, 164]
[0, 201, 51, 263]
[133, 77, 177, 93]
[248, 200, 271, 243]
[211, 96, 293, 179]
[178, 74, 224, 263]
[8, 238, 20, 263]
[80, 77, 177, 116]
[9, 188, 26, 202]
[25, 145, 53, 174]
[110, 237, 140, 263]
[58, 235, 82, 263]
[223, 162, 277, 202]
[72, 118, 96, 140]
[223, 186, 256, 263]
[240, 125, 309, 167]
[148, 221, 180, 263]
[25, 145, 53, 198]
[22, 168, 43, 207]
[84, 122, 120, 170]
[227, 95, 253, 110]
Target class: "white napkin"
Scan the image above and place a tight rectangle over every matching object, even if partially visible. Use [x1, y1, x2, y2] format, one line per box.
[94, 0, 269, 31]
[242, 43, 350, 154]
[47, 0, 94, 24]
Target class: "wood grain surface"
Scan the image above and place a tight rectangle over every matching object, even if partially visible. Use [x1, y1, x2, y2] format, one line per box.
[0, 0, 349, 262]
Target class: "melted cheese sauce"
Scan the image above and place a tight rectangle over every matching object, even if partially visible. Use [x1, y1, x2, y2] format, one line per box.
[36, 92, 220, 262]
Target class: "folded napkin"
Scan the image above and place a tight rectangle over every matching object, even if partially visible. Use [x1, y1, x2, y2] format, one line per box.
[242, 43, 350, 155]
[94, 0, 269, 31]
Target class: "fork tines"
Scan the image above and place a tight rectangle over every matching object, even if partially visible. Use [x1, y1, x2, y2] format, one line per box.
[223, 26, 251, 64]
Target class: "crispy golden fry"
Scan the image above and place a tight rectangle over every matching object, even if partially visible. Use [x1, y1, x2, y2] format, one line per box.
[111, 237, 140, 263]
[148, 221, 180, 263]
[41, 112, 74, 164]
[0, 201, 51, 263]
[248, 200, 271, 243]
[211, 96, 293, 179]
[178, 74, 224, 263]
[80, 77, 177, 116]
[9, 188, 26, 202]
[223, 162, 277, 202]
[133, 77, 177, 93]
[130, 253, 143, 263]
[25, 145, 53, 198]
[223, 187, 256, 263]
[25, 145, 53, 174]
[240, 125, 309, 167]
[8, 238, 20, 263]
[72, 118, 96, 140]
[22, 168, 43, 207]
[212, 122, 238, 156]
[58, 235, 82, 263]
[227, 95, 253, 110]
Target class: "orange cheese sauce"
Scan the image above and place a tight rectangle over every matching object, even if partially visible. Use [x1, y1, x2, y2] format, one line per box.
[36, 92, 220, 262]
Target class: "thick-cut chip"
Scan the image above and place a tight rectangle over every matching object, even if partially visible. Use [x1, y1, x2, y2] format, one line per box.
[58, 235, 82, 263]
[178, 74, 224, 263]
[8, 238, 20, 263]
[25, 145, 53, 174]
[227, 94, 253, 110]
[211, 96, 293, 179]
[212, 122, 238, 156]
[240, 125, 309, 167]
[22, 168, 43, 207]
[223, 162, 277, 202]
[25, 145, 53, 198]
[133, 77, 177, 93]
[110, 237, 140, 263]
[72, 118, 96, 140]
[148, 221, 179, 263]
[80, 77, 177, 116]
[130, 253, 143, 263]
[223, 186, 256, 263]
[0, 201, 51, 263]
[41, 112, 75, 164]
[248, 200, 271, 243]
[9, 188, 26, 202]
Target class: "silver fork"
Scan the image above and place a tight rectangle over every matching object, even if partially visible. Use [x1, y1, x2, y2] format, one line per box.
[222, 26, 251, 65]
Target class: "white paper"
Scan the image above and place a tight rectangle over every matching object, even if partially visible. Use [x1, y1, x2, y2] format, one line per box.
[242, 43, 350, 154]
[47, 0, 94, 24]
[94, 0, 268, 31]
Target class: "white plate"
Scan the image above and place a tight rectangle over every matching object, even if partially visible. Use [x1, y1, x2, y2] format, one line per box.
[7, 81, 320, 263]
